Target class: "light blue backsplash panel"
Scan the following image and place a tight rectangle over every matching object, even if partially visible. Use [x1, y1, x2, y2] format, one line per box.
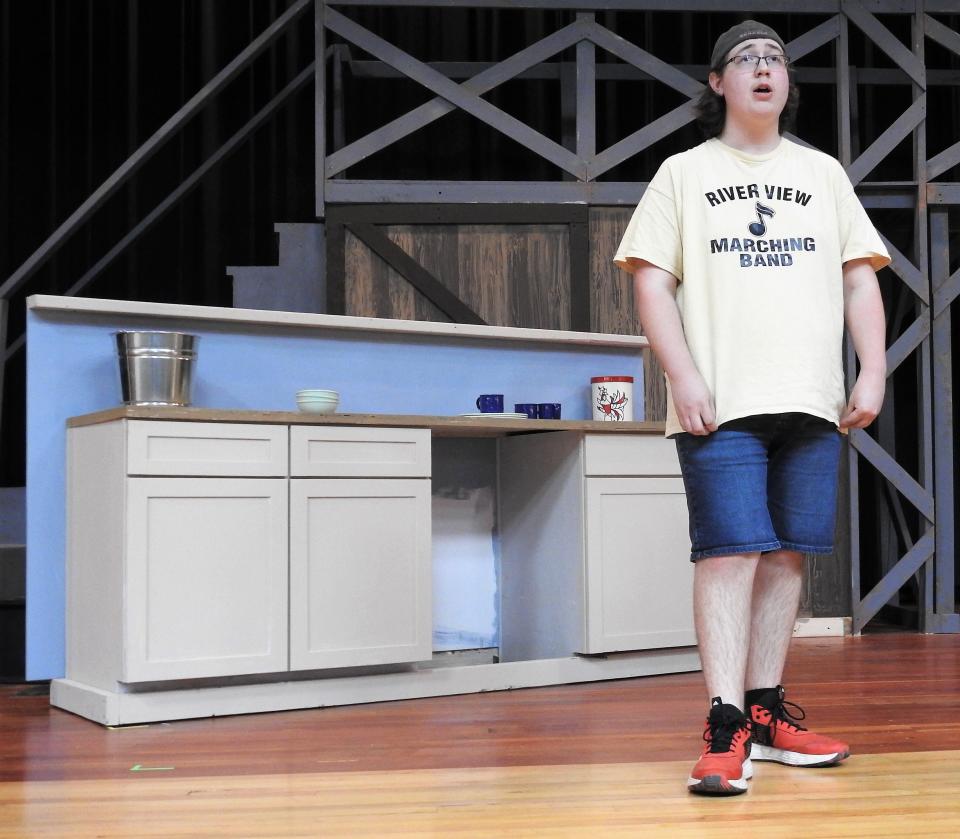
[26, 306, 644, 679]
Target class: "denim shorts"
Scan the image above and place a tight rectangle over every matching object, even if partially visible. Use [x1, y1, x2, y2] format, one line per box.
[674, 413, 842, 562]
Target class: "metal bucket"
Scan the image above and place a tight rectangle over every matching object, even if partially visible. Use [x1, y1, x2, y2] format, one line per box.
[115, 331, 199, 406]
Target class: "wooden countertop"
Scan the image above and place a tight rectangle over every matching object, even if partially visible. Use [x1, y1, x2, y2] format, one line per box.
[67, 406, 666, 437]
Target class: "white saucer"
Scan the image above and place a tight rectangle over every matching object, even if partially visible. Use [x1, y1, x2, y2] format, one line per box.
[459, 412, 529, 419]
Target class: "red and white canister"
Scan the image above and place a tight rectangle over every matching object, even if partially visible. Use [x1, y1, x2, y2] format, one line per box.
[591, 376, 634, 421]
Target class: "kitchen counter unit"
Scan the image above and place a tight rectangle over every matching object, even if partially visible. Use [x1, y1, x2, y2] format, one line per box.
[54, 409, 697, 726]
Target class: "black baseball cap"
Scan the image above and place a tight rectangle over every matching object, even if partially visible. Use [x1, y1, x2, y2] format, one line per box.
[710, 20, 786, 70]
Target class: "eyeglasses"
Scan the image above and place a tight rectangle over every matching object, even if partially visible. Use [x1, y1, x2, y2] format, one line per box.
[725, 53, 790, 70]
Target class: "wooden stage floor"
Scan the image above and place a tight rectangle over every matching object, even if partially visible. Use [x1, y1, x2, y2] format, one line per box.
[2, 634, 959, 836]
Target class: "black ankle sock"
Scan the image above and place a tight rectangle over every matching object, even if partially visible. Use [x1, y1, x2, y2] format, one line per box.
[744, 686, 781, 709]
[709, 696, 745, 717]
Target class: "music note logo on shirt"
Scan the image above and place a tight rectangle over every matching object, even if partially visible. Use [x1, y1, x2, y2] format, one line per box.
[748, 202, 776, 236]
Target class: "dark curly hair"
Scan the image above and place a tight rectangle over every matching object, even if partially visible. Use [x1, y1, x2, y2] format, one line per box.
[694, 63, 800, 139]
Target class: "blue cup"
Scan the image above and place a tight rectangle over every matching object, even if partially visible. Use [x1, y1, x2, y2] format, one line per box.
[538, 402, 562, 419]
[476, 393, 504, 413]
[514, 403, 539, 419]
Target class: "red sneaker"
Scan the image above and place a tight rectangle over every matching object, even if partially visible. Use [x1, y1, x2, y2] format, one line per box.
[747, 685, 850, 767]
[687, 697, 753, 795]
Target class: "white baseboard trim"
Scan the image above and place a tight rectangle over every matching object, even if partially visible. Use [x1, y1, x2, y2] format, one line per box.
[792, 617, 851, 637]
[51, 646, 702, 726]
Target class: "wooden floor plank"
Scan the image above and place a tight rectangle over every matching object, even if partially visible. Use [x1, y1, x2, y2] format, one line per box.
[3, 750, 958, 837]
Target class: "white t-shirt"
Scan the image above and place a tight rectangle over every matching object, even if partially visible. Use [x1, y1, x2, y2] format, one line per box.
[613, 137, 890, 436]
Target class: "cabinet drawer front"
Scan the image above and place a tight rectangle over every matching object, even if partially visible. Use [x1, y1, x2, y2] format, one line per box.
[127, 421, 288, 477]
[583, 434, 680, 476]
[290, 426, 431, 477]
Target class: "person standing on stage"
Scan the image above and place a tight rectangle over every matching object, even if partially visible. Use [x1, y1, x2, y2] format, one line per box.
[614, 20, 889, 796]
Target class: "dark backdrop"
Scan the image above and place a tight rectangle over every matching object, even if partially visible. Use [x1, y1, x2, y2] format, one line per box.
[2, 1, 958, 485]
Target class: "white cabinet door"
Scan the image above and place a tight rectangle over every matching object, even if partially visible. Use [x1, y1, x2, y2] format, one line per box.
[582, 476, 695, 654]
[289, 479, 432, 670]
[124, 477, 288, 682]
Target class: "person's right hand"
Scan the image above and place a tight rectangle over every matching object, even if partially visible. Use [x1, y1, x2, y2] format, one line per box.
[671, 372, 718, 436]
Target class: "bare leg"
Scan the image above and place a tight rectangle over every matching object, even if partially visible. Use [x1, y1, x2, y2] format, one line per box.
[744, 549, 804, 691]
[693, 552, 761, 710]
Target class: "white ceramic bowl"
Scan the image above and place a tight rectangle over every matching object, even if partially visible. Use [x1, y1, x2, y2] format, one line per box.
[296, 388, 340, 414]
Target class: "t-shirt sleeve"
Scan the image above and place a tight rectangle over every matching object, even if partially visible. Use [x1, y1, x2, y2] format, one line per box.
[612, 162, 683, 279]
[837, 166, 891, 272]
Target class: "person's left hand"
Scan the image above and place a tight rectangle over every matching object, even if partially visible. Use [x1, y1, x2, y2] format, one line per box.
[839, 370, 885, 429]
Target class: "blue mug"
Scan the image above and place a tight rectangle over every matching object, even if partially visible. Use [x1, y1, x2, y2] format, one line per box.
[476, 393, 504, 413]
[538, 402, 561, 419]
[514, 403, 539, 419]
